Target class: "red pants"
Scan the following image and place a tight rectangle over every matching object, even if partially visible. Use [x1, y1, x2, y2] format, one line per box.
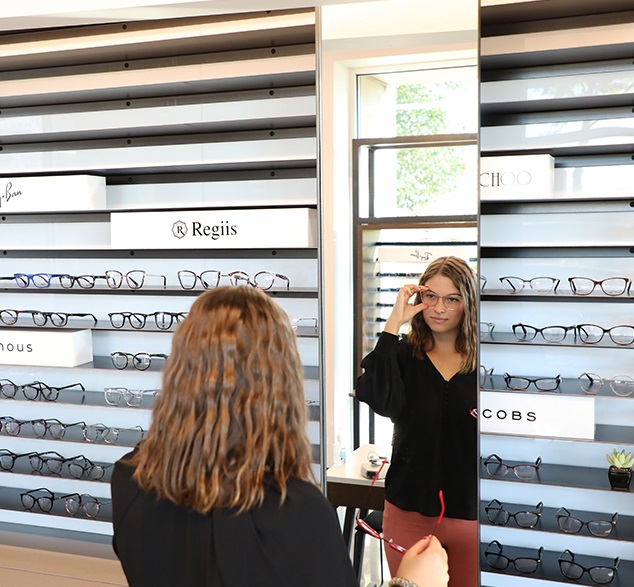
[383, 500, 478, 587]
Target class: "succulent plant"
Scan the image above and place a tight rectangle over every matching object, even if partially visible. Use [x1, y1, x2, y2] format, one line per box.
[606, 449, 634, 469]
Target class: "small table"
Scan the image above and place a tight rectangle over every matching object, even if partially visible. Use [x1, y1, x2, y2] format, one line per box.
[326, 444, 390, 547]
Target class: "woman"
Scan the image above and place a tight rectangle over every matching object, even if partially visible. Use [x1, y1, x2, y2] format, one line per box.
[356, 256, 479, 587]
[111, 286, 449, 587]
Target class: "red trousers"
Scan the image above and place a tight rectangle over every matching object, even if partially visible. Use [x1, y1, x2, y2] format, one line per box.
[383, 500, 479, 587]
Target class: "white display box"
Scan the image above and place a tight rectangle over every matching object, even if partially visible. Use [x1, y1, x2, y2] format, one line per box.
[111, 207, 317, 249]
[480, 154, 554, 200]
[480, 391, 595, 441]
[0, 175, 106, 213]
[0, 328, 93, 368]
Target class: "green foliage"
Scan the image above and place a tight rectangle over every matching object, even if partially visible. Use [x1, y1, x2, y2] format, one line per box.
[606, 448, 634, 469]
[394, 83, 466, 213]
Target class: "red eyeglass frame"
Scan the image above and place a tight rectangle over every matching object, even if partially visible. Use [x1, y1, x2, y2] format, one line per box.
[354, 459, 445, 553]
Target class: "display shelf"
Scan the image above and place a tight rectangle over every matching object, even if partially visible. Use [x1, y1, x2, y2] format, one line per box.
[482, 289, 634, 303]
[479, 501, 634, 543]
[482, 426, 634, 446]
[481, 374, 634, 400]
[0, 248, 318, 259]
[0, 390, 155, 410]
[0, 460, 114, 485]
[480, 332, 634, 351]
[480, 542, 632, 586]
[480, 459, 632, 493]
[481, 246, 634, 259]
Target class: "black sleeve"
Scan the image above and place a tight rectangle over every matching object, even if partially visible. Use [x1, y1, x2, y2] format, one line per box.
[355, 332, 406, 420]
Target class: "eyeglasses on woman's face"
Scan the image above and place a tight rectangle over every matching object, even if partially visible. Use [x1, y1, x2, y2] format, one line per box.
[421, 291, 463, 312]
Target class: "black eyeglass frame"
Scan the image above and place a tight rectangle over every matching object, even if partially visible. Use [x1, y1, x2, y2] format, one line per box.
[558, 549, 620, 584]
[483, 454, 542, 480]
[555, 507, 618, 537]
[503, 372, 562, 392]
[484, 499, 544, 528]
[484, 540, 544, 574]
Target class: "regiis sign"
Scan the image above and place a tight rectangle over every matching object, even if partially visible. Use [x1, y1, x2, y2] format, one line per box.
[111, 208, 317, 249]
[480, 154, 554, 200]
[1, 175, 106, 212]
[480, 391, 595, 440]
[0, 329, 93, 368]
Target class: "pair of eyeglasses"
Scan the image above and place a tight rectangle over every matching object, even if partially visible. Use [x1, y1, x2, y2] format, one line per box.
[0, 273, 63, 288]
[0, 309, 97, 327]
[576, 323, 634, 346]
[0, 379, 85, 401]
[578, 372, 634, 397]
[82, 423, 145, 444]
[105, 270, 166, 290]
[556, 507, 618, 537]
[67, 456, 113, 481]
[177, 269, 289, 291]
[480, 322, 495, 337]
[559, 550, 620, 584]
[58, 274, 108, 289]
[104, 387, 159, 407]
[504, 373, 561, 392]
[108, 311, 187, 330]
[32, 418, 85, 439]
[484, 499, 543, 528]
[63, 493, 109, 518]
[110, 351, 168, 370]
[0, 416, 29, 436]
[485, 540, 543, 573]
[569, 276, 630, 297]
[482, 454, 542, 480]
[479, 365, 494, 386]
[356, 486, 445, 554]
[512, 323, 575, 343]
[29, 451, 73, 476]
[420, 291, 463, 312]
[0, 449, 32, 471]
[480, 275, 487, 291]
[499, 276, 560, 295]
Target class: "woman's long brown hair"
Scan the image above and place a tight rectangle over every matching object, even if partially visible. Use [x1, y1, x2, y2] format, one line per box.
[130, 286, 314, 514]
[407, 256, 478, 373]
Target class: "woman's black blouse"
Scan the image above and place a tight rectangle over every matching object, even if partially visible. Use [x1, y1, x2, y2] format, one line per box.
[356, 332, 478, 520]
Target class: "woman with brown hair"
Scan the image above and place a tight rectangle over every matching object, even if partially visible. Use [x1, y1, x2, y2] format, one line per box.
[111, 286, 449, 587]
[356, 256, 479, 587]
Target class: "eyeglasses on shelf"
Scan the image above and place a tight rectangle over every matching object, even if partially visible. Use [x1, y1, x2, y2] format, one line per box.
[556, 507, 618, 537]
[499, 275, 560, 295]
[568, 276, 630, 297]
[0, 416, 29, 436]
[0, 273, 63, 289]
[503, 372, 561, 392]
[484, 540, 543, 573]
[177, 269, 289, 290]
[82, 423, 145, 444]
[480, 321, 495, 337]
[28, 451, 71, 476]
[104, 387, 159, 407]
[0, 449, 32, 471]
[479, 365, 494, 386]
[58, 274, 109, 289]
[479, 275, 487, 292]
[484, 499, 543, 528]
[0, 309, 97, 327]
[0, 379, 85, 401]
[290, 317, 318, 331]
[482, 454, 542, 480]
[578, 372, 634, 397]
[21, 488, 55, 512]
[512, 323, 575, 343]
[576, 323, 634, 346]
[105, 270, 166, 290]
[421, 291, 463, 312]
[108, 311, 187, 330]
[558, 549, 620, 584]
[60, 493, 109, 518]
[32, 418, 85, 440]
[67, 456, 113, 481]
[110, 351, 168, 370]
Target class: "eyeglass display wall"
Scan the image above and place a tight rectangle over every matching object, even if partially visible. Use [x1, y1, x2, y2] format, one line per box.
[479, 4, 634, 586]
[0, 9, 322, 548]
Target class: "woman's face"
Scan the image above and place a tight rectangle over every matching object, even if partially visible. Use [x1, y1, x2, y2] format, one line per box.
[421, 274, 464, 338]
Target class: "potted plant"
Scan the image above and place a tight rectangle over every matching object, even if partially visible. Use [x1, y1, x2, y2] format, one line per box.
[606, 449, 633, 491]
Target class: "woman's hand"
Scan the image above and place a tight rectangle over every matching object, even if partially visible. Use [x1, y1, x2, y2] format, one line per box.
[383, 284, 428, 335]
[395, 535, 449, 587]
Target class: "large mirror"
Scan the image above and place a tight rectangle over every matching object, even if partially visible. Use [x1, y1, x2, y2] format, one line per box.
[319, 1, 479, 585]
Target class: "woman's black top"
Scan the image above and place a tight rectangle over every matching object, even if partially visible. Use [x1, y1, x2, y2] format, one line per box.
[111, 450, 357, 587]
[356, 332, 478, 520]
